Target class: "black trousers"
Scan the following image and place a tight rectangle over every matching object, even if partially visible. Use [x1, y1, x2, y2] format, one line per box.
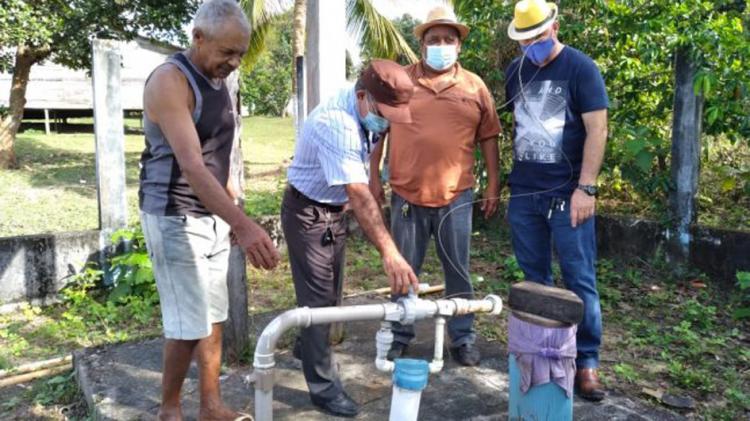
[280, 187, 348, 400]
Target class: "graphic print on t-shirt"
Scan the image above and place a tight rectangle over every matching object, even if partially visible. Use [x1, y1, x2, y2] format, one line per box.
[513, 80, 567, 164]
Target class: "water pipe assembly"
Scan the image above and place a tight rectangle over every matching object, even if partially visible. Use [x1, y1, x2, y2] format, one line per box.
[251, 289, 503, 421]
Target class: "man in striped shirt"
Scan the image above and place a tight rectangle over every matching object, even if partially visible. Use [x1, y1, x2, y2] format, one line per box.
[282, 59, 418, 417]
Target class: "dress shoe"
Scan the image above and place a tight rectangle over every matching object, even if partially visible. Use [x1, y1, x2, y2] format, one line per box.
[310, 392, 360, 417]
[450, 343, 481, 366]
[575, 368, 606, 401]
[386, 341, 409, 361]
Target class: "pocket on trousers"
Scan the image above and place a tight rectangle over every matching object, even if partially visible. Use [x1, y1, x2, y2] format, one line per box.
[290, 205, 320, 232]
[157, 215, 210, 263]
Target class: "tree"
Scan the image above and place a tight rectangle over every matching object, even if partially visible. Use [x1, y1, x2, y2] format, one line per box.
[241, 12, 293, 116]
[452, 0, 749, 223]
[361, 13, 421, 65]
[242, 0, 418, 77]
[0, 0, 198, 169]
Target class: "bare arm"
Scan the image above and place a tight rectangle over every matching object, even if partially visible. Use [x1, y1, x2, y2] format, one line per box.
[145, 66, 280, 268]
[345, 183, 418, 294]
[579, 109, 608, 185]
[570, 108, 608, 227]
[368, 135, 386, 205]
[479, 136, 500, 218]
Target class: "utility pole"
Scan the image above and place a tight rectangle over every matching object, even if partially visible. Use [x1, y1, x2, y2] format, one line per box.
[668, 47, 703, 267]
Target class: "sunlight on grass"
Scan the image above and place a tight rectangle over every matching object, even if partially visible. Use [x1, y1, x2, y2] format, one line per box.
[0, 117, 295, 237]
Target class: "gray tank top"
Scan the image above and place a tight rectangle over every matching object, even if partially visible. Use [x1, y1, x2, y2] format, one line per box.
[139, 52, 235, 217]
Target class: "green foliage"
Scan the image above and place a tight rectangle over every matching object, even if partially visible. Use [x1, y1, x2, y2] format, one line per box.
[454, 0, 750, 225]
[612, 362, 640, 383]
[108, 228, 159, 322]
[244, 176, 286, 216]
[31, 372, 79, 407]
[0, 1, 55, 71]
[45, 226, 159, 345]
[0, 0, 197, 70]
[734, 271, 750, 319]
[241, 12, 293, 116]
[347, 0, 419, 64]
[562, 0, 749, 213]
[362, 14, 421, 65]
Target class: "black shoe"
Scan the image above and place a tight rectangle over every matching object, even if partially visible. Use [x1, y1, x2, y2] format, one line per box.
[310, 392, 360, 417]
[386, 342, 409, 361]
[450, 343, 481, 366]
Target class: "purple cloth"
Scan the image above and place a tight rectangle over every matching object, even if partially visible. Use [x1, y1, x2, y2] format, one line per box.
[508, 313, 577, 398]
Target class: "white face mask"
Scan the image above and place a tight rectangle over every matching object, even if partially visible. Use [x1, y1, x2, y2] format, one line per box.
[425, 45, 458, 71]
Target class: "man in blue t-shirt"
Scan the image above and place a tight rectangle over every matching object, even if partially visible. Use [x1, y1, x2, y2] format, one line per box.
[505, 0, 609, 401]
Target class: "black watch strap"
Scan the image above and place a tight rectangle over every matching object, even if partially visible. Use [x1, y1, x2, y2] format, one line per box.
[577, 184, 598, 196]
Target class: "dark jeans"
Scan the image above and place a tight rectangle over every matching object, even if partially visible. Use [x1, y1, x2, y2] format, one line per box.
[390, 189, 476, 348]
[280, 187, 348, 400]
[507, 193, 602, 369]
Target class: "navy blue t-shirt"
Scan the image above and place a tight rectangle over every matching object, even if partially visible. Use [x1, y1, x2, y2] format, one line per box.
[505, 46, 608, 197]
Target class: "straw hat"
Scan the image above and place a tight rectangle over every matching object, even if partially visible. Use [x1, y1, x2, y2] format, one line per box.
[413, 6, 469, 40]
[507, 0, 558, 41]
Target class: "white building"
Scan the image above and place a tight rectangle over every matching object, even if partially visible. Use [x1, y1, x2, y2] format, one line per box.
[0, 37, 180, 132]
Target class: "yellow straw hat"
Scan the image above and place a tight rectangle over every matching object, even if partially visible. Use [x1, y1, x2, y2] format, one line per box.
[414, 6, 470, 40]
[507, 0, 558, 41]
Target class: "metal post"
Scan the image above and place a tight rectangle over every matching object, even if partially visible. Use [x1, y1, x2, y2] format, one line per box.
[43, 109, 50, 135]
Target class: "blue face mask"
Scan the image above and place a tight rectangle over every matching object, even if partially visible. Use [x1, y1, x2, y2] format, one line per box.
[425, 45, 458, 71]
[361, 111, 390, 134]
[521, 37, 555, 66]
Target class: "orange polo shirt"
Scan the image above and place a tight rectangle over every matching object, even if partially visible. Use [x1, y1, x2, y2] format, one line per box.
[388, 62, 501, 207]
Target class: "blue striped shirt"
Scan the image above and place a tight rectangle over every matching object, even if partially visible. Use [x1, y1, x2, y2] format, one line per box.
[287, 85, 372, 205]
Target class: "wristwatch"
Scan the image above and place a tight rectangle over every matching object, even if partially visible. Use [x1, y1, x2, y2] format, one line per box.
[577, 184, 598, 197]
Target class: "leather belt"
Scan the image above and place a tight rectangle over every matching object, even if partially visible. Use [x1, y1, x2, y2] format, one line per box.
[288, 185, 345, 213]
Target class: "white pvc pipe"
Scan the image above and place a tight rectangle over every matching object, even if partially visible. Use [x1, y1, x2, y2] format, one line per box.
[252, 295, 502, 421]
[429, 317, 445, 373]
[389, 385, 423, 421]
[375, 322, 395, 372]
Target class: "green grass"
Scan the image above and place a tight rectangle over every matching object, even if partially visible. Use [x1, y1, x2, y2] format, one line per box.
[0, 116, 295, 237]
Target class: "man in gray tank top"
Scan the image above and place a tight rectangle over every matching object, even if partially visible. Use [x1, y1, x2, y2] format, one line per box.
[139, 1, 279, 420]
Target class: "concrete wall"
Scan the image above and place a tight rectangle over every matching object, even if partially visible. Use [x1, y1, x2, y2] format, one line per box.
[0, 214, 746, 312]
[597, 215, 750, 287]
[0, 230, 99, 312]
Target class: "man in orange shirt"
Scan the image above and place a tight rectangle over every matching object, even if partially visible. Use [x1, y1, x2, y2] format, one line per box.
[369, 6, 501, 366]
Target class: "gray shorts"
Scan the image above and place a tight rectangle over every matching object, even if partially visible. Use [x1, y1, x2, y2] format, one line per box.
[140, 211, 231, 340]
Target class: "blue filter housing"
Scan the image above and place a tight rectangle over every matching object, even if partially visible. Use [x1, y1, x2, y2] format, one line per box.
[393, 358, 429, 391]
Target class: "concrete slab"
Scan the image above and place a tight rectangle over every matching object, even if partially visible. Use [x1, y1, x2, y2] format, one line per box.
[74, 299, 684, 421]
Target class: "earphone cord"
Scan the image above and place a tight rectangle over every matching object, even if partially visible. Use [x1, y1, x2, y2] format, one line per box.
[433, 39, 576, 286]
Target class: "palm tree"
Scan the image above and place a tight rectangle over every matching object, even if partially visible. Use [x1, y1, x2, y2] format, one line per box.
[240, 0, 419, 79]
